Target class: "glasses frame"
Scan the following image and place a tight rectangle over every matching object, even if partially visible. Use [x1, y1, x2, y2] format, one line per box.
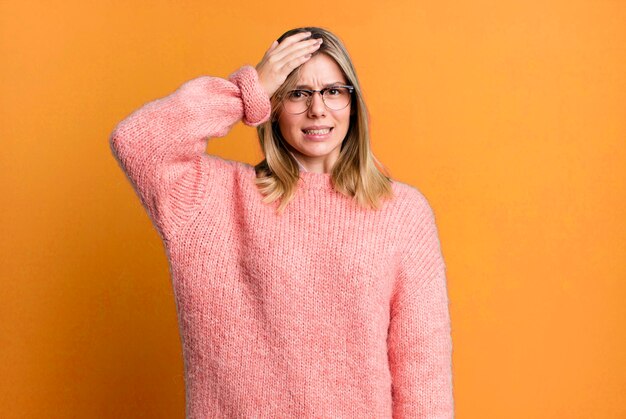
[281, 85, 355, 115]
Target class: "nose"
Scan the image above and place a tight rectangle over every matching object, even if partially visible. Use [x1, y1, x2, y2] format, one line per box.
[307, 91, 326, 117]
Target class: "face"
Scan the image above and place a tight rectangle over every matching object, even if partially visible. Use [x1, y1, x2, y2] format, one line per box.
[277, 53, 351, 173]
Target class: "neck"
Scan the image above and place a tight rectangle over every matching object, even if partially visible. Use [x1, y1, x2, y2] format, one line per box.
[287, 149, 308, 172]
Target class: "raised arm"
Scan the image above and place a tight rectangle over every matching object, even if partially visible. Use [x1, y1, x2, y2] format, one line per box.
[388, 191, 454, 418]
[109, 65, 270, 241]
[109, 31, 325, 242]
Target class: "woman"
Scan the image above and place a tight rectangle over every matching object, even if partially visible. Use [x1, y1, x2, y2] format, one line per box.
[110, 26, 453, 418]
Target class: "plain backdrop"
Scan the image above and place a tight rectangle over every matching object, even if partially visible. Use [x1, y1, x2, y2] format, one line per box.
[1, 0, 625, 417]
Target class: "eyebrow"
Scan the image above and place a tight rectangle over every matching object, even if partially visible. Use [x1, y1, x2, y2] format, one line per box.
[295, 82, 346, 89]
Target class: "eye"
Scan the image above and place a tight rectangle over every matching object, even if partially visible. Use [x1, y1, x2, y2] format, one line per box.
[288, 90, 309, 99]
[327, 88, 340, 96]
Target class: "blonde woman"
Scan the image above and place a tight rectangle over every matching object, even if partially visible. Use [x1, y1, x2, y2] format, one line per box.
[110, 26, 454, 418]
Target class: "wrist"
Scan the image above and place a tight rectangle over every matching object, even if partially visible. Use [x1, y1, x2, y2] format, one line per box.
[228, 65, 271, 127]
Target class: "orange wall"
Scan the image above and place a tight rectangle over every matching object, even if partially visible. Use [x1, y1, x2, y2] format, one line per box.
[1, 1, 624, 417]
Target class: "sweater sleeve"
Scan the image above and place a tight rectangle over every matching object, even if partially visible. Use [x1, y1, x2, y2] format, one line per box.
[109, 65, 270, 242]
[388, 192, 454, 418]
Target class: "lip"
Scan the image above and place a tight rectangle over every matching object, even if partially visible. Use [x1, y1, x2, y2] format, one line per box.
[302, 126, 333, 141]
[302, 125, 333, 130]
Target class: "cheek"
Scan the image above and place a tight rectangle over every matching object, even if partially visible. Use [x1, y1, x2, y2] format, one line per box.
[340, 104, 352, 120]
[277, 118, 303, 144]
[278, 114, 300, 133]
[339, 109, 352, 126]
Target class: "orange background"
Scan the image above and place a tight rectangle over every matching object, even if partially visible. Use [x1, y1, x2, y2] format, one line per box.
[2, 0, 625, 417]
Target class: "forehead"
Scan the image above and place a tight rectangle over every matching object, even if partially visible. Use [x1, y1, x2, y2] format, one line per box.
[296, 53, 346, 87]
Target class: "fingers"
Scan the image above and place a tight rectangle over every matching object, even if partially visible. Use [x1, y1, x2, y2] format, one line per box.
[283, 39, 321, 61]
[273, 32, 320, 58]
[273, 40, 319, 63]
[261, 33, 317, 67]
[260, 40, 278, 61]
[255, 32, 323, 97]
[273, 31, 313, 54]
[272, 36, 322, 71]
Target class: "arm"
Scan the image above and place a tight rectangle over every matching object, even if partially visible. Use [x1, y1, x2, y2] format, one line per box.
[109, 65, 270, 241]
[388, 193, 454, 418]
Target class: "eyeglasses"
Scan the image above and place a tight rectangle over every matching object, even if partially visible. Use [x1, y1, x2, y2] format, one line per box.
[281, 85, 355, 114]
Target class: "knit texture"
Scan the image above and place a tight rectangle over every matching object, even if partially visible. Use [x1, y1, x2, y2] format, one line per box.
[109, 65, 454, 418]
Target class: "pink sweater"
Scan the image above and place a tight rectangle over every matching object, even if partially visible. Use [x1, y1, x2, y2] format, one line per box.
[109, 65, 454, 418]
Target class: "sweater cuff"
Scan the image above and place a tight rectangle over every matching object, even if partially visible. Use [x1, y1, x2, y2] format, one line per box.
[228, 65, 271, 127]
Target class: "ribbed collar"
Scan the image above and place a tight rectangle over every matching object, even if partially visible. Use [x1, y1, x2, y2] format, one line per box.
[298, 170, 334, 191]
[241, 164, 334, 191]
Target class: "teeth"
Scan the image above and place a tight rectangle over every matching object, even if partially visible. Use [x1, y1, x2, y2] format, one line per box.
[304, 128, 331, 135]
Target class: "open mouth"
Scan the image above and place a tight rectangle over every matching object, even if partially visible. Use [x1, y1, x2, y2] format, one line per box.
[302, 127, 333, 135]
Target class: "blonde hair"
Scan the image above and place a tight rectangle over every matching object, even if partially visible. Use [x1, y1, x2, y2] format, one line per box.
[254, 27, 394, 214]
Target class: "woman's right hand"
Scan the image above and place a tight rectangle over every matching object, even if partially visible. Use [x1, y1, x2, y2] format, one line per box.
[255, 32, 323, 99]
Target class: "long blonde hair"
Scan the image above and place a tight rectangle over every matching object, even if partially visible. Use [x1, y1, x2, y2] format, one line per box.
[254, 26, 394, 214]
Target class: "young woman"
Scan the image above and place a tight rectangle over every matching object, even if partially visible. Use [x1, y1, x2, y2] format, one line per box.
[110, 26, 453, 418]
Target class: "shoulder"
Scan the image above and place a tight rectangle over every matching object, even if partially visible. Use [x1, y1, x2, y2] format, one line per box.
[201, 155, 254, 192]
[388, 179, 445, 271]
[389, 178, 437, 220]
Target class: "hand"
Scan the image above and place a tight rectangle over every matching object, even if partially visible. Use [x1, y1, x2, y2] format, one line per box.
[255, 32, 323, 98]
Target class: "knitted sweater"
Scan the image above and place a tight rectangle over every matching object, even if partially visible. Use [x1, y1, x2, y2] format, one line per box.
[109, 65, 454, 418]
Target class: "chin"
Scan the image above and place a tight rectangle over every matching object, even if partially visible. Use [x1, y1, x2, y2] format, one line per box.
[301, 142, 340, 155]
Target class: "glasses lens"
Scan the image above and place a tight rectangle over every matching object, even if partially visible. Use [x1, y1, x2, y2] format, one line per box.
[323, 87, 351, 110]
[284, 90, 310, 114]
[283, 87, 352, 114]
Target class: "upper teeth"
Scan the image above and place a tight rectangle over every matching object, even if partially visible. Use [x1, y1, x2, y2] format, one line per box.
[304, 128, 330, 135]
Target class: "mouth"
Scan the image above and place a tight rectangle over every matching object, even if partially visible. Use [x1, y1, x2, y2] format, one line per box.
[301, 127, 333, 135]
